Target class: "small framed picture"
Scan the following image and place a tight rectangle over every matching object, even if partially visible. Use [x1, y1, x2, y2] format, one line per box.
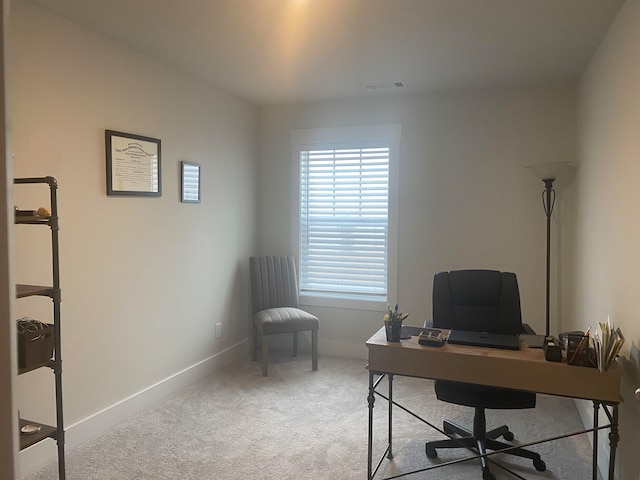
[181, 161, 201, 203]
[105, 130, 161, 197]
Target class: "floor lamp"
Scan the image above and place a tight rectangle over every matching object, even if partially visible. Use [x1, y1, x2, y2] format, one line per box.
[527, 161, 570, 337]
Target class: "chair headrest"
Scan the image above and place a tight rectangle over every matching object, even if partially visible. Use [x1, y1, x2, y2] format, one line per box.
[448, 270, 502, 306]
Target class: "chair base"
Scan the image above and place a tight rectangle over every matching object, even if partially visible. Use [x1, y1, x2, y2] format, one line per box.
[425, 409, 546, 480]
[252, 329, 318, 377]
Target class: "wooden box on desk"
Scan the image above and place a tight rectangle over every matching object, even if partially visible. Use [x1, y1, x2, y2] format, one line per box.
[366, 327, 622, 405]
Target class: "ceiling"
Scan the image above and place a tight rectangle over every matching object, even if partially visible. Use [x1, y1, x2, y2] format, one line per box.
[27, 0, 625, 105]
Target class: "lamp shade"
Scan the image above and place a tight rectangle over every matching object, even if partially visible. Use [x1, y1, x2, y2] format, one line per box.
[527, 161, 571, 180]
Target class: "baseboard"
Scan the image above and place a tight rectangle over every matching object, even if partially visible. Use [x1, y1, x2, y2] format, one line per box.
[19, 339, 248, 477]
[264, 332, 369, 361]
[320, 338, 368, 360]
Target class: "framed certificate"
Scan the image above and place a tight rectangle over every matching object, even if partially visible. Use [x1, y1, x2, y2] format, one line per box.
[181, 161, 201, 203]
[106, 130, 162, 196]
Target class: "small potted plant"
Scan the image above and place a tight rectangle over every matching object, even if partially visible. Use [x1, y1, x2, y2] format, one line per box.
[384, 303, 409, 342]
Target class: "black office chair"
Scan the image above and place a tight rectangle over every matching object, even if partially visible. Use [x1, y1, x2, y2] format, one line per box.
[425, 270, 546, 480]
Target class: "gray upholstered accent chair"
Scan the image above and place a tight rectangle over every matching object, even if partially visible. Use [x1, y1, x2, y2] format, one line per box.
[249, 256, 319, 377]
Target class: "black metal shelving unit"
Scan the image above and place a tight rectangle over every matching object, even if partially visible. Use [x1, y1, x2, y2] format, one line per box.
[14, 176, 65, 480]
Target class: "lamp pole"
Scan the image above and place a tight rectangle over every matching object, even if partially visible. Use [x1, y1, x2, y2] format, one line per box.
[528, 161, 571, 338]
[542, 178, 556, 337]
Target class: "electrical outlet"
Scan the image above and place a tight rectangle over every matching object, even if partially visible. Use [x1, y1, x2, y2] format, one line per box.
[215, 322, 222, 339]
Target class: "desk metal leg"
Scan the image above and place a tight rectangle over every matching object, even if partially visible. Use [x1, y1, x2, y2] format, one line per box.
[368, 370, 375, 480]
[388, 374, 394, 459]
[592, 402, 620, 480]
[608, 405, 619, 480]
[367, 371, 395, 480]
[367, 370, 619, 480]
[593, 401, 599, 480]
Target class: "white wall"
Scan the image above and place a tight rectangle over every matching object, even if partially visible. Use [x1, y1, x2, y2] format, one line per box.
[11, 1, 257, 475]
[257, 85, 577, 358]
[573, 0, 640, 478]
[13, 0, 636, 477]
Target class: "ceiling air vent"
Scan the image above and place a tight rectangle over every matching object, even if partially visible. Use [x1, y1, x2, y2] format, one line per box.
[365, 81, 407, 90]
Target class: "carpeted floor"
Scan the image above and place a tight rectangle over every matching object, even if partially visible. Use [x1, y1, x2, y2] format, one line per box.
[22, 354, 599, 479]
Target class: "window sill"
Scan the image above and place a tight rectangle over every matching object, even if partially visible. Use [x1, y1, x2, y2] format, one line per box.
[299, 294, 386, 312]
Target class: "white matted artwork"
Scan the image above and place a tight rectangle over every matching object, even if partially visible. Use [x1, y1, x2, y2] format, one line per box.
[181, 161, 201, 203]
[105, 130, 161, 197]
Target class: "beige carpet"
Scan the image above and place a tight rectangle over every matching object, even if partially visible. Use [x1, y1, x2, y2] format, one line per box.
[22, 354, 599, 479]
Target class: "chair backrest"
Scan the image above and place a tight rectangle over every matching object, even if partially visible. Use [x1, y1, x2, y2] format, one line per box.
[432, 269, 522, 334]
[250, 256, 300, 314]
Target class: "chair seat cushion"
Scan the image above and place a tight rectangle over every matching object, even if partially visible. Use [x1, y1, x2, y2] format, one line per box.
[435, 380, 536, 410]
[254, 307, 319, 335]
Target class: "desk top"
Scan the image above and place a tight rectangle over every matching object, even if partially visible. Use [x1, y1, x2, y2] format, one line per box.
[366, 327, 623, 404]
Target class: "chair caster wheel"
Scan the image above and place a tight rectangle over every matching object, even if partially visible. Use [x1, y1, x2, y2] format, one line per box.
[425, 444, 438, 459]
[533, 458, 546, 471]
[482, 467, 496, 480]
[502, 431, 514, 441]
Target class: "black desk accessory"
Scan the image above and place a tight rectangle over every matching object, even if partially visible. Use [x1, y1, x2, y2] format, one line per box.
[520, 334, 546, 348]
[543, 336, 562, 362]
[418, 329, 446, 347]
[447, 329, 521, 350]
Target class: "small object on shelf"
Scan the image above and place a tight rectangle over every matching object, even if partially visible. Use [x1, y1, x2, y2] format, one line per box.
[36, 207, 52, 217]
[20, 423, 42, 435]
[17, 318, 54, 369]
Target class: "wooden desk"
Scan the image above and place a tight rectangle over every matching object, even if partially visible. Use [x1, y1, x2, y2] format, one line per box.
[366, 327, 623, 480]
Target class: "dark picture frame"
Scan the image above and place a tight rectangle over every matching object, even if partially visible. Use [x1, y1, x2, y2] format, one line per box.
[181, 161, 201, 203]
[106, 130, 162, 197]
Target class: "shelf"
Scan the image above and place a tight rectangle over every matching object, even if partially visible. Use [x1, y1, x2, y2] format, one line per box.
[19, 418, 57, 450]
[18, 359, 54, 375]
[16, 284, 54, 298]
[14, 215, 53, 225]
[14, 176, 65, 478]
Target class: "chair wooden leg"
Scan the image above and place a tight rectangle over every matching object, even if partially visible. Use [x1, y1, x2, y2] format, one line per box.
[261, 334, 269, 377]
[312, 329, 318, 371]
[293, 331, 298, 357]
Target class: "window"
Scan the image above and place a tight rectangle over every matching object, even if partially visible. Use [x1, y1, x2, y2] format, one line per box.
[292, 125, 400, 308]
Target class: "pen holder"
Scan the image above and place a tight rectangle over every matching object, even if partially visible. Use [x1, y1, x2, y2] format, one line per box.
[385, 321, 402, 342]
[566, 333, 596, 367]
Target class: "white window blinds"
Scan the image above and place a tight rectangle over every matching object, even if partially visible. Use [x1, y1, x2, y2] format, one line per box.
[299, 145, 390, 301]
